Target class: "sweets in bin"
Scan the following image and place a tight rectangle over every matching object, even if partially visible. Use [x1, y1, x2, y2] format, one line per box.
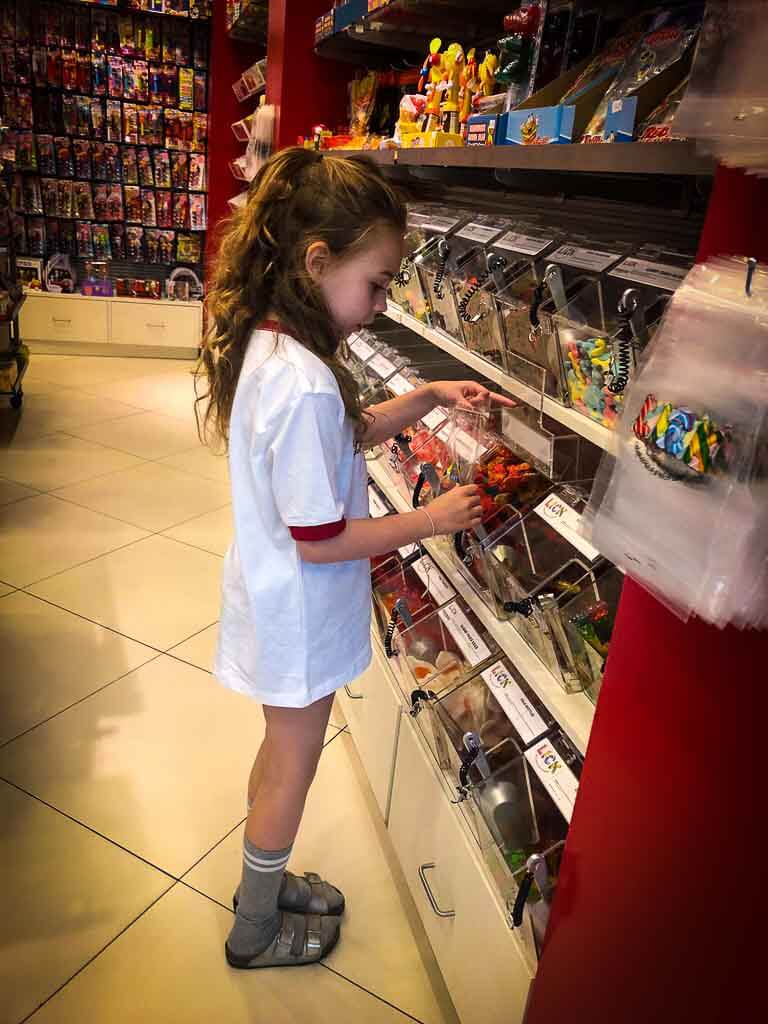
[393, 208, 469, 323]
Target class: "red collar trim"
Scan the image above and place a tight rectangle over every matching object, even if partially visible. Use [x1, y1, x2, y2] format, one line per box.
[256, 319, 284, 333]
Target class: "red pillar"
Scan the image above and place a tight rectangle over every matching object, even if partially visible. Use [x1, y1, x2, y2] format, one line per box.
[523, 166, 768, 1023]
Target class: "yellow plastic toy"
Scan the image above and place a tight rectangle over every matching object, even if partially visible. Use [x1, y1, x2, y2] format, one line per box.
[459, 47, 479, 131]
[478, 51, 499, 99]
[440, 42, 465, 135]
[419, 37, 444, 133]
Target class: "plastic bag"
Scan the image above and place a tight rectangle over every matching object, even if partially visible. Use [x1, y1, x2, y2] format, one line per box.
[585, 257, 768, 627]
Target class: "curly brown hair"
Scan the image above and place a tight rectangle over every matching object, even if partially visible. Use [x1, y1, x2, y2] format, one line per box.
[195, 147, 406, 449]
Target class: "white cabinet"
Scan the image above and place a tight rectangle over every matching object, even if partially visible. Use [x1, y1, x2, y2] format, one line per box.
[21, 294, 109, 344]
[110, 300, 201, 348]
[20, 292, 202, 355]
[337, 642, 402, 822]
[389, 714, 532, 1024]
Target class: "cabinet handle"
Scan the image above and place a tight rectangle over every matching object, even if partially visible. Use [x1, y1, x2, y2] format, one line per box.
[146, 322, 167, 328]
[418, 863, 455, 919]
[52, 317, 71, 324]
[344, 684, 364, 700]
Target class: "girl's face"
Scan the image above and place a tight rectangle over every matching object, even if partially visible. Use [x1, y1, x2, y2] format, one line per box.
[311, 226, 404, 337]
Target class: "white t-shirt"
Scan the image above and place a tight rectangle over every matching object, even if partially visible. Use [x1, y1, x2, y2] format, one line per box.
[214, 325, 372, 708]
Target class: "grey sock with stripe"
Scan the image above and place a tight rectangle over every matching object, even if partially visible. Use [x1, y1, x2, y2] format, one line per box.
[226, 837, 292, 957]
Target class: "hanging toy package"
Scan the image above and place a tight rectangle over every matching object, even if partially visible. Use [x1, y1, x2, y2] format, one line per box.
[585, 258, 768, 629]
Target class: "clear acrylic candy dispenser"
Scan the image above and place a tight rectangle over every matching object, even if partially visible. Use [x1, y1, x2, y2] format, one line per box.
[370, 550, 456, 647]
[394, 208, 469, 323]
[386, 596, 499, 702]
[555, 247, 691, 430]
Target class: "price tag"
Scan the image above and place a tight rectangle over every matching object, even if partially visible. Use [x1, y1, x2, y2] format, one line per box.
[550, 244, 622, 273]
[495, 231, 554, 258]
[412, 556, 456, 604]
[525, 739, 580, 822]
[610, 256, 689, 291]
[388, 373, 415, 396]
[533, 493, 600, 562]
[422, 407, 448, 431]
[350, 335, 375, 362]
[422, 215, 463, 233]
[367, 486, 390, 519]
[437, 602, 492, 666]
[456, 222, 503, 244]
[481, 660, 549, 745]
[368, 353, 396, 378]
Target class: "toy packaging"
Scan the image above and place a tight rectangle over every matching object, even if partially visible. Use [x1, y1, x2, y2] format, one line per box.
[173, 191, 189, 229]
[137, 145, 154, 185]
[193, 70, 206, 110]
[123, 102, 139, 143]
[90, 97, 106, 138]
[126, 225, 145, 261]
[156, 189, 172, 227]
[163, 20, 190, 64]
[74, 181, 94, 220]
[27, 217, 46, 257]
[188, 152, 205, 190]
[56, 179, 73, 218]
[124, 185, 142, 222]
[92, 54, 107, 95]
[16, 130, 36, 170]
[76, 221, 94, 259]
[42, 178, 58, 218]
[158, 229, 175, 263]
[36, 134, 55, 175]
[170, 150, 189, 188]
[138, 105, 163, 145]
[192, 112, 207, 150]
[107, 99, 122, 140]
[24, 176, 42, 213]
[141, 187, 157, 226]
[153, 148, 171, 188]
[108, 54, 123, 97]
[121, 145, 139, 183]
[189, 193, 206, 230]
[59, 220, 75, 256]
[73, 138, 91, 178]
[110, 221, 126, 259]
[92, 224, 112, 260]
[178, 66, 193, 110]
[176, 232, 201, 263]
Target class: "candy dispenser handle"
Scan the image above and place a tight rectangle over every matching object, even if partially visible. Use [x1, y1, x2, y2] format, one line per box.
[412, 470, 427, 508]
[511, 853, 547, 928]
[608, 288, 641, 396]
[432, 238, 450, 300]
[458, 268, 491, 323]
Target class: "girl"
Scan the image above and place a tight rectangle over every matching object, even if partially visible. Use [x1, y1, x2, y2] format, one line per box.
[197, 147, 514, 970]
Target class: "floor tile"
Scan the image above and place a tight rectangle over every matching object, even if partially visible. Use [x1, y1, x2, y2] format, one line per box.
[0, 656, 265, 877]
[168, 623, 219, 673]
[0, 432, 144, 491]
[27, 884, 417, 1024]
[329, 695, 346, 730]
[54, 462, 231, 533]
[186, 732, 454, 1024]
[0, 781, 172, 1024]
[0, 592, 156, 746]
[0, 388, 143, 443]
[67, 409, 202, 460]
[92, 368, 200, 421]
[157, 445, 230, 485]
[0, 582, 14, 597]
[0, 475, 38, 505]
[163, 503, 233, 556]
[40, 355, 193, 388]
[0, 493, 148, 588]
[28, 534, 222, 651]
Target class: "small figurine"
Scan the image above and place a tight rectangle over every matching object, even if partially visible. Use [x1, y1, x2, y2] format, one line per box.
[440, 42, 465, 135]
[419, 37, 444, 132]
[459, 47, 479, 132]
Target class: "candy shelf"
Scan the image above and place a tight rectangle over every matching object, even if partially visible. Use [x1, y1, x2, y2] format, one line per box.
[385, 300, 619, 455]
[367, 457, 596, 756]
[338, 142, 714, 177]
[227, 0, 268, 44]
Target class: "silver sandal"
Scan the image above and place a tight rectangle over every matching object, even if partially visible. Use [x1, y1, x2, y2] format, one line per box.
[233, 871, 346, 917]
[225, 911, 340, 969]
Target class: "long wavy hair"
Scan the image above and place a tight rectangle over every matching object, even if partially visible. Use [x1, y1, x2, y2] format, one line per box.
[196, 147, 406, 449]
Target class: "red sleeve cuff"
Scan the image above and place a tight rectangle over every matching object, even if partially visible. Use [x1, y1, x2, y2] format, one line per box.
[289, 518, 346, 541]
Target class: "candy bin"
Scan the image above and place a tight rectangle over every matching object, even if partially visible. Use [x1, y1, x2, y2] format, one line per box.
[491, 226, 562, 395]
[558, 563, 624, 704]
[393, 407, 453, 505]
[388, 206, 435, 316]
[378, 377, 451, 500]
[393, 208, 469, 322]
[422, 214, 514, 355]
[386, 596, 499, 703]
[555, 247, 691, 430]
[370, 550, 457, 646]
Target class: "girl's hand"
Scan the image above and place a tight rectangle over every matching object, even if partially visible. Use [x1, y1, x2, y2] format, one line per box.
[428, 485, 484, 534]
[430, 380, 518, 411]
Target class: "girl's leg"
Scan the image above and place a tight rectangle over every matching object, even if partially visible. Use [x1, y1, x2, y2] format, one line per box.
[227, 693, 335, 966]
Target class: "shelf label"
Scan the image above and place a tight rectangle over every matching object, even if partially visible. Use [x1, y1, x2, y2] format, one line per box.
[422, 407, 448, 431]
[525, 739, 580, 822]
[422, 215, 463, 233]
[368, 353, 396, 378]
[412, 556, 456, 604]
[388, 372, 415, 396]
[368, 486, 390, 519]
[550, 244, 621, 273]
[609, 255, 689, 291]
[481, 660, 549, 745]
[437, 602, 492, 666]
[456, 222, 503, 244]
[350, 334, 375, 362]
[534, 493, 600, 563]
[495, 231, 554, 257]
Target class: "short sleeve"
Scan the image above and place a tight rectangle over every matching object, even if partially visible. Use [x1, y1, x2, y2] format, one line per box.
[270, 391, 348, 540]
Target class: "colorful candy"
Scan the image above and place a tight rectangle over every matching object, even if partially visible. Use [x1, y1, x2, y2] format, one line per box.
[562, 335, 622, 429]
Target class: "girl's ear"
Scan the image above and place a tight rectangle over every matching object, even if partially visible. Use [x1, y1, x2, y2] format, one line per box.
[305, 240, 331, 282]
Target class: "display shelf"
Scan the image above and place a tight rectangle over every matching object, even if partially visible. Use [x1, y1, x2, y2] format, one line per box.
[339, 142, 714, 176]
[367, 457, 595, 756]
[227, 0, 268, 43]
[385, 300, 618, 455]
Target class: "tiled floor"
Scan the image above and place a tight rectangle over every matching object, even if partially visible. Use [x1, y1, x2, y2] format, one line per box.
[0, 354, 459, 1024]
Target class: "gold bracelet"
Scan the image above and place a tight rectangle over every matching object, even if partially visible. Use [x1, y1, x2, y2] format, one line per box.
[421, 507, 436, 539]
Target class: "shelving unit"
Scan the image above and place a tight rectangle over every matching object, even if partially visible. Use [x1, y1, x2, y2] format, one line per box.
[226, 0, 268, 43]
[367, 457, 595, 755]
[385, 300, 618, 455]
